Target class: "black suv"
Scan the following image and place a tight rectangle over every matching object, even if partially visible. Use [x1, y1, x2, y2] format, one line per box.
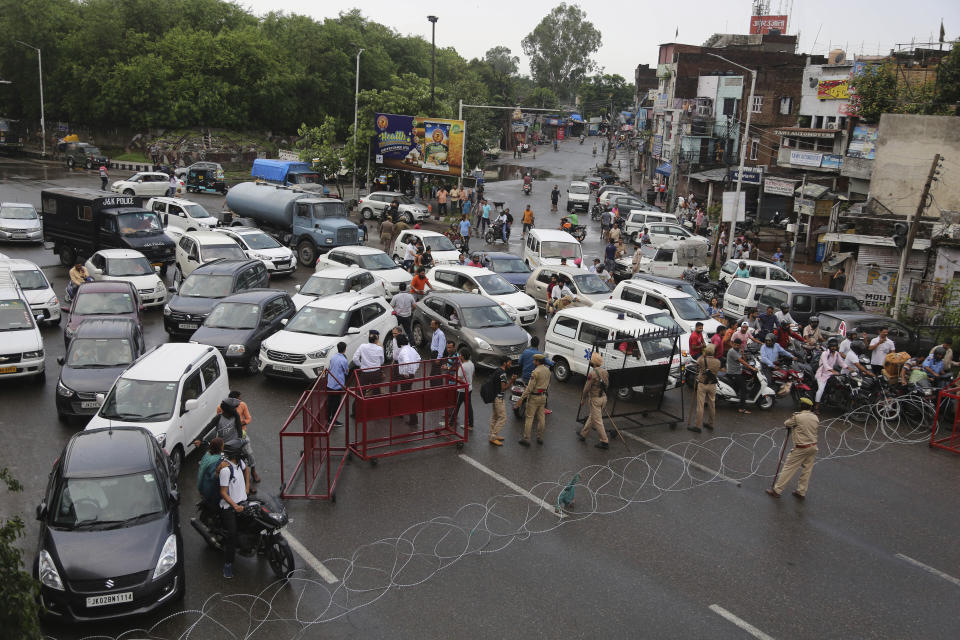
[56, 318, 146, 422]
[818, 311, 936, 357]
[163, 258, 269, 338]
[189, 289, 295, 374]
[34, 427, 183, 622]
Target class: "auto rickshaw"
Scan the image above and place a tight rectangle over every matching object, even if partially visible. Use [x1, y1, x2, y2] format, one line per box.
[185, 161, 227, 195]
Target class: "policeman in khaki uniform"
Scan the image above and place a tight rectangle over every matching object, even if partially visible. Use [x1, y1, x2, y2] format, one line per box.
[515, 353, 550, 446]
[578, 352, 610, 449]
[766, 396, 820, 500]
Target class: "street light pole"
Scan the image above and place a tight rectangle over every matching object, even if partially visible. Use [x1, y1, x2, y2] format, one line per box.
[707, 52, 755, 261]
[427, 15, 438, 113]
[15, 40, 46, 157]
[352, 48, 364, 198]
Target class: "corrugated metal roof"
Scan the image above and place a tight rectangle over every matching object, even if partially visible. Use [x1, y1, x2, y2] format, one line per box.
[822, 233, 931, 250]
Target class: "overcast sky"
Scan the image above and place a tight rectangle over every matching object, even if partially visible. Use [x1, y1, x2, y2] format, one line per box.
[245, 0, 958, 79]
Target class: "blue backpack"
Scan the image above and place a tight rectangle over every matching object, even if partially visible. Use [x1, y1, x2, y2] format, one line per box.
[198, 454, 231, 506]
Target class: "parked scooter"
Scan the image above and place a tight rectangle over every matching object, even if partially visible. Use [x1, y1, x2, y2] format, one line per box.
[191, 494, 295, 580]
[511, 377, 527, 418]
[684, 350, 776, 409]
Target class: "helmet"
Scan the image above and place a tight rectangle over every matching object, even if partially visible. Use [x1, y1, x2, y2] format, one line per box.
[827, 337, 839, 349]
[850, 340, 866, 356]
[934, 346, 947, 359]
[765, 333, 775, 343]
[848, 327, 860, 336]
[780, 303, 790, 311]
[809, 316, 820, 325]
[223, 438, 247, 460]
[780, 320, 791, 329]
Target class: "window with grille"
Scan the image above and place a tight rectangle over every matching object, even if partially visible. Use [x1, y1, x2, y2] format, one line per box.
[751, 95, 763, 113]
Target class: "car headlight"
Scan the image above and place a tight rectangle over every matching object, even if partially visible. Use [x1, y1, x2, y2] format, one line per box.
[38, 550, 64, 591]
[499, 303, 517, 317]
[308, 346, 332, 359]
[153, 534, 178, 580]
[46, 295, 58, 306]
[260, 343, 268, 354]
[24, 349, 43, 359]
[155, 281, 165, 292]
[474, 337, 492, 350]
[226, 344, 246, 355]
[155, 433, 166, 448]
[325, 238, 334, 244]
[56, 381, 75, 398]
[163, 305, 171, 316]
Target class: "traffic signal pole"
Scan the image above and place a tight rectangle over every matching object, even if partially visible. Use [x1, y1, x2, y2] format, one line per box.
[892, 154, 941, 316]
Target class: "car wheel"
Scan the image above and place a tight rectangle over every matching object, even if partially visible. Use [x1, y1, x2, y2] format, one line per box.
[552, 357, 570, 382]
[412, 323, 425, 348]
[59, 245, 76, 267]
[168, 446, 184, 478]
[85, 159, 92, 170]
[404, 212, 414, 224]
[66, 157, 75, 169]
[361, 208, 374, 220]
[124, 189, 135, 195]
[296, 240, 316, 267]
[245, 355, 261, 376]
[629, 232, 638, 245]
[173, 266, 183, 289]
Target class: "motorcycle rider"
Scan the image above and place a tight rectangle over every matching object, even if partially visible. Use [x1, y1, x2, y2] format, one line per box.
[842, 340, 875, 378]
[803, 316, 825, 346]
[67, 263, 91, 301]
[775, 320, 804, 350]
[839, 327, 860, 356]
[814, 338, 844, 410]
[758, 306, 779, 336]
[775, 303, 795, 325]
[922, 346, 951, 387]
[219, 438, 250, 579]
[523, 172, 533, 193]
[760, 333, 794, 368]
[726, 337, 757, 414]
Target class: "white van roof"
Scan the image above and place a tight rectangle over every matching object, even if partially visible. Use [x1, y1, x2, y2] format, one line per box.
[615, 279, 692, 300]
[556, 306, 665, 335]
[595, 298, 671, 318]
[529, 229, 579, 242]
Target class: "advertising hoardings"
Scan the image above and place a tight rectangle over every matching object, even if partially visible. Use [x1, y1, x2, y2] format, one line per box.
[749, 15, 788, 34]
[374, 113, 466, 177]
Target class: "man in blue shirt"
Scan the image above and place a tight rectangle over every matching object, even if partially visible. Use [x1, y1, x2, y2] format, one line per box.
[757, 305, 778, 335]
[759, 334, 794, 368]
[923, 348, 950, 386]
[519, 336, 554, 380]
[326, 342, 349, 426]
[458, 215, 471, 253]
[734, 261, 751, 278]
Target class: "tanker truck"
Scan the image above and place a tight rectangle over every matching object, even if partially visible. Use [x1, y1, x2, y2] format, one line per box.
[224, 182, 365, 267]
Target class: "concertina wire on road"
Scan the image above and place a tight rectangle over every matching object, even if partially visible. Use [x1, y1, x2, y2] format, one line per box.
[49, 393, 937, 640]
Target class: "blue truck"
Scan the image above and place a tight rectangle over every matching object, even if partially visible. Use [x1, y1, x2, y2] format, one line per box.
[251, 159, 327, 192]
[225, 182, 364, 267]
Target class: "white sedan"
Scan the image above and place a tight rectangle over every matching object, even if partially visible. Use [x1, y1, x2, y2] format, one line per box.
[84, 249, 167, 307]
[426, 265, 539, 326]
[292, 267, 385, 309]
[640, 222, 709, 248]
[111, 172, 178, 197]
[215, 227, 296, 275]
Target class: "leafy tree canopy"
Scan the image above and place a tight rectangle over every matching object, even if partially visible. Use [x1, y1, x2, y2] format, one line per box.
[521, 3, 602, 102]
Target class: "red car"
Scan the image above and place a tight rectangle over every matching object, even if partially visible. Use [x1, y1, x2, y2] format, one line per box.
[63, 280, 143, 348]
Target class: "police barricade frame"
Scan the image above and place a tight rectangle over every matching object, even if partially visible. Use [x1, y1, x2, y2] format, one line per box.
[575, 323, 686, 430]
[931, 388, 960, 455]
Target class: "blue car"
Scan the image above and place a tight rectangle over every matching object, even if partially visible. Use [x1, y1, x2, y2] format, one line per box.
[480, 252, 533, 289]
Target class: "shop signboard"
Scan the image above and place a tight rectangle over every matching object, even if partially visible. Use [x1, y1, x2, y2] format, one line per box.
[821, 154, 842, 170]
[790, 150, 823, 167]
[729, 167, 763, 185]
[817, 79, 850, 100]
[651, 135, 663, 158]
[749, 14, 788, 34]
[847, 125, 878, 159]
[764, 177, 796, 196]
[374, 113, 466, 178]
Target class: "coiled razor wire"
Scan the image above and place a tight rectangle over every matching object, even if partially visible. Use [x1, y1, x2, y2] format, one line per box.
[49, 394, 939, 640]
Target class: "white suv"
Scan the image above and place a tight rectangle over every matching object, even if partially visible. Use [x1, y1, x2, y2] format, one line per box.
[315, 245, 411, 299]
[0, 264, 45, 382]
[1, 258, 60, 325]
[358, 192, 429, 223]
[566, 181, 591, 212]
[215, 226, 296, 275]
[259, 293, 397, 381]
[84, 249, 167, 308]
[173, 230, 247, 287]
[610, 279, 721, 334]
[426, 265, 538, 326]
[147, 196, 219, 233]
[86, 343, 230, 477]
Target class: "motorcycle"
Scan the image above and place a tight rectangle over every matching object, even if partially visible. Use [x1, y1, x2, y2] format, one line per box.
[191, 494, 295, 580]
[684, 350, 776, 410]
[768, 357, 815, 408]
[484, 221, 510, 245]
[444, 223, 465, 250]
[567, 224, 587, 242]
[523, 182, 532, 196]
[63, 276, 94, 307]
[511, 378, 527, 418]
[590, 206, 603, 222]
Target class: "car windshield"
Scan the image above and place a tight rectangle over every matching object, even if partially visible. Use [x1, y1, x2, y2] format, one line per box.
[357, 253, 397, 270]
[183, 203, 212, 219]
[99, 379, 178, 422]
[178, 274, 234, 298]
[85, 146, 102, 156]
[424, 236, 456, 252]
[239, 232, 281, 250]
[203, 244, 246, 261]
[488, 257, 530, 274]
[673, 296, 709, 321]
[461, 304, 514, 328]
[286, 306, 348, 336]
[13, 269, 48, 290]
[836, 298, 862, 311]
[573, 274, 610, 294]
[50, 473, 165, 529]
[0, 205, 38, 220]
[640, 245, 659, 259]
[301, 276, 349, 297]
[646, 312, 683, 333]
[674, 282, 700, 298]
[106, 256, 153, 277]
[74, 291, 135, 315]
[475, 274, 517, 295]
[640, 335, 676, 360]
[117, 212, 162, 236]
[541, 241, 581, 260]
[0, 299, 34, 331]
[569, 185, 589, 194]
[67, 338, 134, 367]
[204, 302, 260, 329]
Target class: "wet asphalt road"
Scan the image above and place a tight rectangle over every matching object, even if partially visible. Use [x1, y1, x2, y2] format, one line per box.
[1, 142, 959, 639]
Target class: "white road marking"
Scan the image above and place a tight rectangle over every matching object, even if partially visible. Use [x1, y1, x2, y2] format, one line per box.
[620, 431, 741, 487]
[896, 553, 960, 587]
[284, 531, 339, 584]
[709, 604, 776, 640]
[459, 454, 564, 518]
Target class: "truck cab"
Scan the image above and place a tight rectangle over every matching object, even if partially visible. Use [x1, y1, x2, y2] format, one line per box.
[40, 188, 176, 272]
[252, 159, 325, 192]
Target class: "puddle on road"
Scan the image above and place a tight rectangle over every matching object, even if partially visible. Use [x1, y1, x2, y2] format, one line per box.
[483, 164, 553, 182]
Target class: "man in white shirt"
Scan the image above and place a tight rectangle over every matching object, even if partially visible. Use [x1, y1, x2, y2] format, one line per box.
[868, 327, 895, 375]
[429, 318, 446, 386]
[391, 283, 416, 338]
[838, 327, 860, 356]
[774, 303, 795, 325]
[395, 334, 420, 426]
[403, 242, 418, 271]
[218, 439, 249, 579]
[353, 330, 385, 395]
[448, 348, 476, 430]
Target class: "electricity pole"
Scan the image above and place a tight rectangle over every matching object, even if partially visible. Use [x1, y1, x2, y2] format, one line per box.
[427, 16, 438, 113]
[788, 173, 806, 273]
[892, 154, 941, 314]
[352, 48, 364, 197]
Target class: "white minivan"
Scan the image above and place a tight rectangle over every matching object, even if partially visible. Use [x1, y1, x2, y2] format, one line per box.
[594, 298, 691, 356]
[0, 264, 45, 382]
[610, 279, 721, 335]
[85, 343, 230, 477]
[523, 229, 583, 269]
[721, 276, 773, 322]
[1, 257, 61, 325]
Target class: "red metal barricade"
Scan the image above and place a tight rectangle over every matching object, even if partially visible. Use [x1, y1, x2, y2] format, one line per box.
[278, 371, 348, 500]
[348, 358, 469, 461]
[931, 388, 960, 454]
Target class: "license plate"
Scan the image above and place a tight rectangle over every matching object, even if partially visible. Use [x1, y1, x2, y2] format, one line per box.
[86, 592, 133, 608]
[271, 364, 293, 372]
[13, 234, 27, 239]
[81, 401, 100, 409]
[178, 323, 198, 330]
[0, 366, 16, 374]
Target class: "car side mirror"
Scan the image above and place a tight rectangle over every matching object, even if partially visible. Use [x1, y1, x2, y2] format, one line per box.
[280, 318, 288, 326]
[347, 326, 360, 335]
[57, 356, 65, 366]
[36, 503, 46, 521]
[188, 255, 197, 262]
[168, 286, 177, 293]
[183, 398, 200, 413]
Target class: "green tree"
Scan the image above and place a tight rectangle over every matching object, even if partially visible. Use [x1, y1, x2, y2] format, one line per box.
[521, 3, 602, 101]
[296, 117, 347, 198]
[578, 74, 633, 118]
[0, 468, 42, 640]
[482, 46, 519, 105]
[936, 40, 960, 106]
[849, 62, 899, 123]
[525, 87, 560, 109]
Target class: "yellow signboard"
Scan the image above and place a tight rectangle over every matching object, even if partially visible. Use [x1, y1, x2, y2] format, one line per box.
[817, 79, 849, 100]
